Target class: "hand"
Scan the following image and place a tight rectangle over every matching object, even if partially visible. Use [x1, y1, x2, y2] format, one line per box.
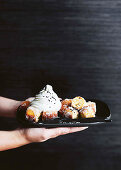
[20, 127, 88, 143]
[10, 97, 88, 144]
[20, 97, 88, 143]
[0, 97, 88, 151]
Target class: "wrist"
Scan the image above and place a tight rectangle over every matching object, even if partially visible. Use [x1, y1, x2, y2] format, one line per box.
[0, 97, 22, 118]
[0, 130, 31, 151]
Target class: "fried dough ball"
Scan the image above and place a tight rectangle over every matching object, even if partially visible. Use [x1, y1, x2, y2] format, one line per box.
[59, 99, 72, 116]
[26, 106, 41, 122]
[64, 107, 79, 119]
[61, 99, 72, 106]
[86, 101, 96, 113]
[71, 96, 86, 110]
[79, 101, 96, 118]
[79, 106, 95, 118]
[42, 111, 58, 121]
[20, 101, 31, 110]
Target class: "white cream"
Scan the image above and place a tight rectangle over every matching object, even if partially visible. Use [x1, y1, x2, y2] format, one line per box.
[30, 85, 61, 113]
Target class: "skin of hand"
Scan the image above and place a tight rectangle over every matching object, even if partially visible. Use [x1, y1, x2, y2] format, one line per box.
[0, 96, 88, 151]
[20, 127, 88, 143]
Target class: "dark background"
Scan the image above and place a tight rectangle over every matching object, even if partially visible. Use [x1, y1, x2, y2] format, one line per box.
[0, 0, 121, 169]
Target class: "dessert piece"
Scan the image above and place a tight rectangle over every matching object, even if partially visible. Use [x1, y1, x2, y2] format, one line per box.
[61, 99, 72, 106]
[86, 101, 96, 113]
[59, 99, 79, 119]
[26, 85, 61, 122]
[26, 107, 41, 122]
[71, 96, 86, 110]
[79, 101, 96, 118]
[20, 101, 31, 110]
[19, 98, 34, 110]
[42, 111, 58, 121]
[64, 107, 79, 119]
[59, 97, 96, 119]
[59, 99, 72, 117]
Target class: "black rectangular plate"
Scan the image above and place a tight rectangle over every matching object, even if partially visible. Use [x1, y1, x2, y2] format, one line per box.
[16, 99, 111, 128]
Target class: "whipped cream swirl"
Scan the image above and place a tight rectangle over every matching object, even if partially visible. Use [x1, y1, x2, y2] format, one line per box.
[30, 85, 61, 112]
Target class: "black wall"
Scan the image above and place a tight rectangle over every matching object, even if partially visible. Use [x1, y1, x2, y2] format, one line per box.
[0, 0, 121, 170]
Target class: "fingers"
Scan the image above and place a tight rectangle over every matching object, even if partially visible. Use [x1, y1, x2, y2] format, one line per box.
[26, 97, 35, 102]
[64, 127, 88, 133]
[42, 127, 88, 141]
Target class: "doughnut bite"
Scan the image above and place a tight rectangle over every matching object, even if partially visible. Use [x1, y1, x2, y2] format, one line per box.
[64, 107, 79, 119]
[79, 101, 96, 118]
[26, 106, 42, 122]
[59, 99, 72, 117]
[20, 101, 31, 110]
[86, 101, 96, 113]
[71, 96, 86, 110]
[42, 111, 58, 121]
[61, 99, 72, 106]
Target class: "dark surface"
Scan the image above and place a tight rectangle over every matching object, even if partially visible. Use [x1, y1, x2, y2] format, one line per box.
[17, 99, 111, 128]
[0, 0, 121, 170]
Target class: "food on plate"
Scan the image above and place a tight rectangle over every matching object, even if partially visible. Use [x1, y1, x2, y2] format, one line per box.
[20, 101, 30, 110]
[42, 111, 58, 121]
[86, 101, 96, 113]
[19, 84, 96, 122]
[79, 101, 96, 118]
[61, 99, 72, 106]
[26, 85, 61, 122]
[63, 107, 79, 119]
[71, 96, 86, 110]
[60, 98, 96, 119]
[59, 99, 72, 117]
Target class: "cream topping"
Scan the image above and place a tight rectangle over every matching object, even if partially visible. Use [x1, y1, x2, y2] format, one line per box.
[30, 85, 61, 112]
